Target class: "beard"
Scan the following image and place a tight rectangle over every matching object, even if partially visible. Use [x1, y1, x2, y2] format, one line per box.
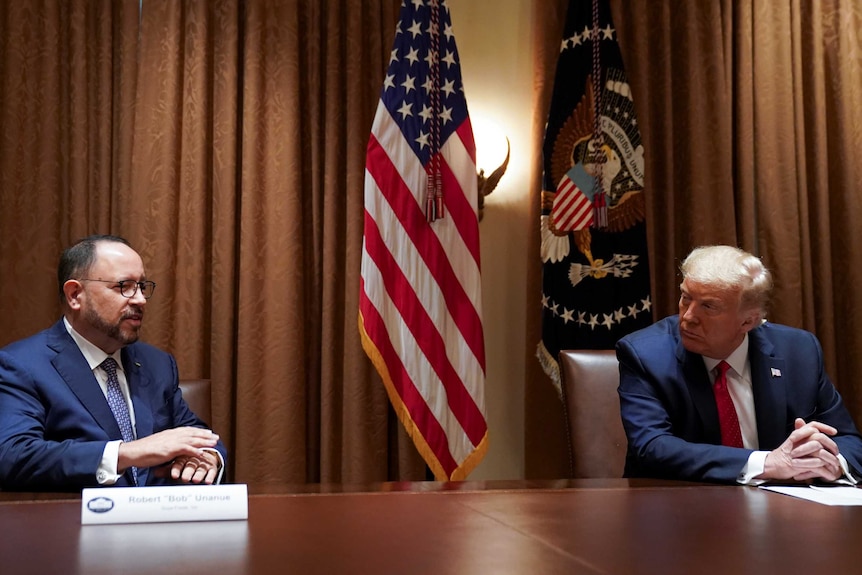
[83, 305, 141, 347]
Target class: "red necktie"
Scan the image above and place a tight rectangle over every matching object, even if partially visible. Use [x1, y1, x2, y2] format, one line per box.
[713, 361, 743, 448]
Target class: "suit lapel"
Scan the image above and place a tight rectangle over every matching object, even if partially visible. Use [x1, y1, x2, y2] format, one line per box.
[122, 347, 154, 439]
[749, 325, 787, 450]
[47, 322, 123, 440]
[676, 339, 722, 444]
[122, 347, 153, 485]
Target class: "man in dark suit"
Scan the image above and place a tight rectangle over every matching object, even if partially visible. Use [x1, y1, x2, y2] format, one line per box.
[618, 245, 862, 484]
[0, 235, 226, 490]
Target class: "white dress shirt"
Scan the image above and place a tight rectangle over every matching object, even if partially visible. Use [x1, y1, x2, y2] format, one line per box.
[703, 335, 855, 485]
[63, 317, 133, 484]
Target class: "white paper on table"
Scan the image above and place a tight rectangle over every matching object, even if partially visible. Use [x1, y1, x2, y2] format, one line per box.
[759, 485, 862, 506]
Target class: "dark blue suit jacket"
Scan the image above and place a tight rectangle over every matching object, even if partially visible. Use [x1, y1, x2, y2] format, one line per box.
[0, 319, 227, 491]
[617, 316, 862, 483]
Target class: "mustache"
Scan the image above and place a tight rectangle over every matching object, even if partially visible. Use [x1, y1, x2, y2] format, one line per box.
[122, 307, 144, 319]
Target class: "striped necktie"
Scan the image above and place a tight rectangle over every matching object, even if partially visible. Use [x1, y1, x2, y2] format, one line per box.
[101, 358, 138, 485]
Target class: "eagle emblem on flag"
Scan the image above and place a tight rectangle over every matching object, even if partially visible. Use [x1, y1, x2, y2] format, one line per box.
[542, 75, 646, 266]
[537, 0, 653, 391]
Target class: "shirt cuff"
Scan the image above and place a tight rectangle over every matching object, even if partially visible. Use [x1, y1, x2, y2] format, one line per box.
[835, 454, 858, 485]
[97, 440, 124, 485]
[202, 448, 225, 484]
[737, 450, 769, 485]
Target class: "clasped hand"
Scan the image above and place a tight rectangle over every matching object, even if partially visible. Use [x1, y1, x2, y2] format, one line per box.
[117, 426, 221, 484]
[163, 450, 220, 485]
[761, 418, 842, 482]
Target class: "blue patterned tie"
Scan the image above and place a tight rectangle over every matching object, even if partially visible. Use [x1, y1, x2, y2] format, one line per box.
[101, 358, 138, 485]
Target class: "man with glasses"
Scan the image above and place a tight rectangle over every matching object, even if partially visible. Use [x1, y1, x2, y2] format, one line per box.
[0, 235, 226, 490]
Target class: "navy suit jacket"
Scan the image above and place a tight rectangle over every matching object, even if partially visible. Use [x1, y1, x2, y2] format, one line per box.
[0, 319, 227, 491]
[617, 316, 862, 483]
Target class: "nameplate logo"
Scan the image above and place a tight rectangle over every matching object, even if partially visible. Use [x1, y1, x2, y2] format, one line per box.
[81, 484, 248, 525]
[86, 496, 115, 513]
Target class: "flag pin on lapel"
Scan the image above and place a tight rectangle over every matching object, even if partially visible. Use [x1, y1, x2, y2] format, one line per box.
[771, 367, 781, 378]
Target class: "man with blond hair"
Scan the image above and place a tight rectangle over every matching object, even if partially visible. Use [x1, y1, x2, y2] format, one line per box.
[618, 245, 862, 484]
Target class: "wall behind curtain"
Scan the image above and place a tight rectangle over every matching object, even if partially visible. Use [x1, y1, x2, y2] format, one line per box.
[526, 0, 862, 478]
[0, 0, 427, 485]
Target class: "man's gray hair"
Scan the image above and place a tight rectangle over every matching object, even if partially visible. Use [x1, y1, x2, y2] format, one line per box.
[680, 245, 773, 320]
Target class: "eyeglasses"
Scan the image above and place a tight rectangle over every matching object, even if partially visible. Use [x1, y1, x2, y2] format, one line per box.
[78, 279, 157, 299]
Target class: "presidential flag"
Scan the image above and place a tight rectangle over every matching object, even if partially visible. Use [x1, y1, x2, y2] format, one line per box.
[359, 0, 488, 480]
[538, 0, 652, 393]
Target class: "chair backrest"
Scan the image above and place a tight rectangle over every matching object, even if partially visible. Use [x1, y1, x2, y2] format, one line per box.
[178, 379, 212, 425]
[559, 350, 626, 478]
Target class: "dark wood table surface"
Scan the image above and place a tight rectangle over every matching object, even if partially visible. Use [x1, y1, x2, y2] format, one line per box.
[1, 479, 858, 574]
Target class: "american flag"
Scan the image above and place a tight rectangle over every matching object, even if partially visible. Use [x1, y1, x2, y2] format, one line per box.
[359, 0, 488, 480]
[552, 164, 597, 232]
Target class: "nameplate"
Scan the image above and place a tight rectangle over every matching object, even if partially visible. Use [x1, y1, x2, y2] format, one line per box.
[81, 484, 248, 525]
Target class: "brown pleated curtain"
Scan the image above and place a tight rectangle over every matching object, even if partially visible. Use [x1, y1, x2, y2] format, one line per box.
[527, 0, 862, 478]
[0, 0, 426, 485]
[3, 0, 862, 484]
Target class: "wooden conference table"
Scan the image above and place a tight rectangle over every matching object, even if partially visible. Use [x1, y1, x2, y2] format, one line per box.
[1, 478, 859, 574]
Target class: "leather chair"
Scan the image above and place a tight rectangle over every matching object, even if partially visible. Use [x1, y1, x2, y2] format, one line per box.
[559, 350, 627, 478]
[178, 379, 212, 425]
